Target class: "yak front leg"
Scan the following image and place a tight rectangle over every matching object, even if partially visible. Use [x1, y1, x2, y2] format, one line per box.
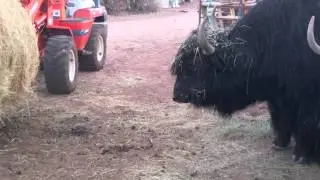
[268, 102, 292, 150]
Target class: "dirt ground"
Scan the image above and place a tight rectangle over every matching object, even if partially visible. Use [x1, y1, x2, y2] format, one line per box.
[1, 4, 320, 180]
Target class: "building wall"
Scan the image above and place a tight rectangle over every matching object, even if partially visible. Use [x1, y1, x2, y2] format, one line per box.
[158, 0, 170, 8]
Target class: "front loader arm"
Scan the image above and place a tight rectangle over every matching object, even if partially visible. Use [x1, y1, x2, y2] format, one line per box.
[20, 0, 48, 33]
[21, 0, 44, 19]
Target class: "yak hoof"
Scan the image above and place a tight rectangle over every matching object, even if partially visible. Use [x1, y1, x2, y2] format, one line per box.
[292, 155, 311, 165]
[271, 141, 288, 151]
[272, 138, 290, 150]
[271, 144, 286, 151]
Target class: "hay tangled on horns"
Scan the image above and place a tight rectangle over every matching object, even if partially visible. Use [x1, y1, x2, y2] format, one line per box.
[0, 1, 39, 112]
[176, 22, 232, 58]
[171, 24, 231, 74]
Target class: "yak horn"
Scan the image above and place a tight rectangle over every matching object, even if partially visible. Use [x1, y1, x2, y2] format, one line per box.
[307, 16, 320, 55]
[198, 16, 216, 55]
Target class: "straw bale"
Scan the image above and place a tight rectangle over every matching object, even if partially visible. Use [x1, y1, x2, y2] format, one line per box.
[0, 0, 39, 112]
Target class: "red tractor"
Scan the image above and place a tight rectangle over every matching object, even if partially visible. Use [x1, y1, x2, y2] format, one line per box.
[20, 0, 108, 94]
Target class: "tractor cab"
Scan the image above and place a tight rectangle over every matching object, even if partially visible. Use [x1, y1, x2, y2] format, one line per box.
[66, 0, 95, 17]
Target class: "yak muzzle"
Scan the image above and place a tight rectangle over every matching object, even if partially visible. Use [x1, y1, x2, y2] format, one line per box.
[172, 93, 190, 103]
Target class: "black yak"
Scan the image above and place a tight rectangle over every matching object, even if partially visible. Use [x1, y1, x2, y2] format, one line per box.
[170, 0, 320, 164]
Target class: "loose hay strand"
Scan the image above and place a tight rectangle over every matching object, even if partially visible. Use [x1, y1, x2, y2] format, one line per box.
[0, 0, 39, 112]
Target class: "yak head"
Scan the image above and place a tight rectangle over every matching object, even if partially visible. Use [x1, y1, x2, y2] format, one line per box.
[170, 29, 206, 105]
[171, 0, 320, 115]
[171, 18, 253, 115]
[170, 15, 234, 110]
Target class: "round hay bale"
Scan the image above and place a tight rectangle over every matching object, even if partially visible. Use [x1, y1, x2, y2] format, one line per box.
[0, 0, 39, 112]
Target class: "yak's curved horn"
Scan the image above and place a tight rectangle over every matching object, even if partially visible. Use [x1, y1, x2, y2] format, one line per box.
[307, 16, 320, 55]
[197, 10, 218, 55]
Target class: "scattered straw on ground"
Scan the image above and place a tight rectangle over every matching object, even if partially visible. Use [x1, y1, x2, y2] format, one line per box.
[0, 0, 39, 112]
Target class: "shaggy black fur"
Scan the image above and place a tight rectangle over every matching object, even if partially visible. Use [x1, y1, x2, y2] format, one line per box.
[171, 0, 320, 165]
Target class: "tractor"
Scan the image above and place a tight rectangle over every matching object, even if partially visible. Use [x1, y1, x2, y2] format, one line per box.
[20, 0, 108, 94]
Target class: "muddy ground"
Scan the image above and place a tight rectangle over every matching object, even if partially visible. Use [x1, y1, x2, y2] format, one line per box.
[1, 4, 320, 180]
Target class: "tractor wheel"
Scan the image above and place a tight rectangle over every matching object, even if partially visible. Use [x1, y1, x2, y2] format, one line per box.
[43, 35, 79, 94]
[79, 25, 107, 71]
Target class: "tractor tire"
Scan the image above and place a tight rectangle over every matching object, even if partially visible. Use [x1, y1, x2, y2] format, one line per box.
[79, 25, 107, 71]
[43, 35, 79, 94]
